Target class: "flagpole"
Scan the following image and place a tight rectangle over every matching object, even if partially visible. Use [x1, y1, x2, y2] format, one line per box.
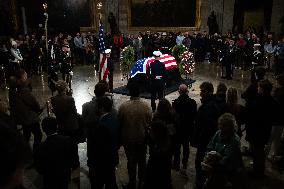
[97, 1, 103, 82]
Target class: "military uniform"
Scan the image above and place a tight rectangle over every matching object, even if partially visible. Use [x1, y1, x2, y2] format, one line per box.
[146, 51, 166, 112]
[220, 42, 236, 79]
[251, 45, 263, 82]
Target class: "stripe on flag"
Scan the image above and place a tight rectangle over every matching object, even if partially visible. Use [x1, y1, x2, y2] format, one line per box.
[98, 20, 109, 82]
[130, 54, 177, 78]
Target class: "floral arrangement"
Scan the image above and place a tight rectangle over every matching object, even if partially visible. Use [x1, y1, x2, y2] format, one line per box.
[120, 46, 135, 72]
[180, 51, 195, 75]
[172, 44, 188, 64]
[172, 45, 195, 75]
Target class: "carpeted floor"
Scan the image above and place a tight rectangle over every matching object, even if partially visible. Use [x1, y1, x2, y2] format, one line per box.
[112, 79, 196, 99]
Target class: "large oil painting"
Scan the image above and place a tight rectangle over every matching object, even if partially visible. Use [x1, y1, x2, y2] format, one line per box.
[129, 0, 200, 30]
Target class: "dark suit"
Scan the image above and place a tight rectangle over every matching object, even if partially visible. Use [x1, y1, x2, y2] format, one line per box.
[193, 96, 221, 189]
[82, 97, 100, 129]
[34, 134, 73, 189]
[51, 94, 79, 131]
[245, 94, 277, 176]
[88, 113, 120, 189]
[9, 84, 42, 150]
[221, 45, 236, 79]
[51, 94, 80, 168]
[172, 94, 197, 169]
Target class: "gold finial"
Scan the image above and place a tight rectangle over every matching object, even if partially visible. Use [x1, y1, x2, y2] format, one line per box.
[97, 2, 103, 10]
[43, 3, 48, 11]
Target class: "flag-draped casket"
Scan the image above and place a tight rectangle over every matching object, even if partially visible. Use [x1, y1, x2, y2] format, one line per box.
[128, 54, 182, 91]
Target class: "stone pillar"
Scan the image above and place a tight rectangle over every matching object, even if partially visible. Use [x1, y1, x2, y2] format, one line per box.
[105, 0, 119, 33]
[11, 0, 19, 31]
[118, 0, 128, 33]
[200, 0, 211, 32]
[211, 0, 224, 33]
[222, 0, 235, 33]
[271, 0, 284, 38]
[21, 7, 27, 34]
[201, 0, 235, 33]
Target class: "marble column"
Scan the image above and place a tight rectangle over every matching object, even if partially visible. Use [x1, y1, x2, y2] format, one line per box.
[271, 0, 284, 38]
[105, 0, 119, 32]
[200, 0, 212, 32]
[118, 0, 128, 33]
[11, 0, 19, 31]
[199, 0, 235, 33]
[222, 0, 235, 33]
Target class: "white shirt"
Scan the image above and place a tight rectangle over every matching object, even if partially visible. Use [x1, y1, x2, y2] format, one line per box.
[176, 35, 185, 45]
[10, 48, 23, 63]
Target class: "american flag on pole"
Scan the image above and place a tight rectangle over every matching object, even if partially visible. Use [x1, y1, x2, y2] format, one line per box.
[130, 54, 177, 78]
[99, 21, 109, 81]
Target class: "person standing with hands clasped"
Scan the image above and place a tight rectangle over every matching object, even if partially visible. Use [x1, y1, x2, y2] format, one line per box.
[146, 50, 166, 112]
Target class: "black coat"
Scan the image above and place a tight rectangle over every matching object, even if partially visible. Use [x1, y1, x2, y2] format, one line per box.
[273, 87, 284, 125]
[245, 94, 278, 145]
[193, 96, 221, 149]
[221, 45, 236, 66]
[241, 82, 258, 107]
[172, 94, 197, 140]
[87, 113, 120, 168]
[51, 94, 79, 131]
[34, 134, 73, 184]
[9, 85, 41, 125]
[214, 94, 227, 115]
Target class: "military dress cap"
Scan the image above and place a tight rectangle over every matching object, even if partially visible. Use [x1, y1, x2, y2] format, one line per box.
[254, 43, 261, 47]
[11, 41, 17, 46]
[153, 50, 162, 57]
[105, 49, 111, 54]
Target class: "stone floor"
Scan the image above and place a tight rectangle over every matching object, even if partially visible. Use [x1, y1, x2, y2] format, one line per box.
[1, 62, 284, 189]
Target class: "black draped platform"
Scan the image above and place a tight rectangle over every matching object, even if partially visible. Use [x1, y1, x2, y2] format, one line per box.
[113, 78, 195, 99]
[113, 68, 195, 98]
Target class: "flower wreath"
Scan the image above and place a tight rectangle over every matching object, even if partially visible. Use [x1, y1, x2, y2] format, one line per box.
[120, 46, 135, 72]
[180, 51, 195, 74]
[172, 44, 188, 64]
[172, 45, 195, 75]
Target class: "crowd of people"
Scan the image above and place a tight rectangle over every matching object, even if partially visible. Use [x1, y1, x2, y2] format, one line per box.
[1, 29, 284, 91]
[1, 64, 284, 189]
[1, 27, 284, 189]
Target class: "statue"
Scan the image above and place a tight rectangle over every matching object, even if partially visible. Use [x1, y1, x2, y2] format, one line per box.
[108, 12, 118, 34]
[207, 11, 219, 35]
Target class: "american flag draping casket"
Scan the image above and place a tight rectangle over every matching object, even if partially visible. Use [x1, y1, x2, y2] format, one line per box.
[129, 54, 178, 78]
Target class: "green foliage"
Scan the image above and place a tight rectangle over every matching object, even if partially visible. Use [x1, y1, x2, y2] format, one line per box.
[179, 63, 185, 75]
[120, 46, 135, 71]
[172, 45, 188, 64]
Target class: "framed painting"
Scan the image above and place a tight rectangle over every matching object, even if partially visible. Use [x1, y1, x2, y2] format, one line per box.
[128, 0, 201, 31]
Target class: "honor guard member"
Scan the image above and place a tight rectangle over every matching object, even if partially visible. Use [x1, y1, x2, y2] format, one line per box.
[147, 50, 166, 112]
[225, 39, 236, 80]
[60, 42, 73, 91]
[251, 44, 263, 82]
[105, 49, 114, 92]
[220, 39, 236, 80]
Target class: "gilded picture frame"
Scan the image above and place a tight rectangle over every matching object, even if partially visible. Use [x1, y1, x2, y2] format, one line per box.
[128, 0, 201, 32]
